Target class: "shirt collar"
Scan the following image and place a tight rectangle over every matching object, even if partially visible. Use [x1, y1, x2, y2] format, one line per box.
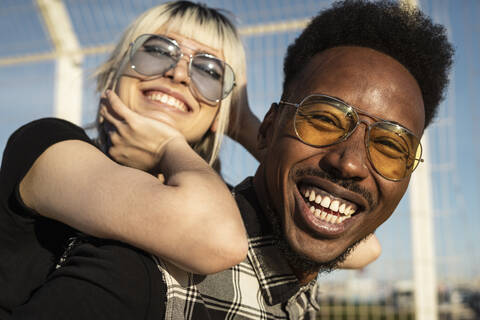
[232, 177, 319, 307]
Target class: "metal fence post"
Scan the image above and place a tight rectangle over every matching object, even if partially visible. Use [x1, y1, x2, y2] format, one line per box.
[36, 0, 83, 125]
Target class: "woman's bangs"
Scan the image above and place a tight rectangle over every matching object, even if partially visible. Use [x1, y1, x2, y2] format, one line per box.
[163, 13, 225, 52]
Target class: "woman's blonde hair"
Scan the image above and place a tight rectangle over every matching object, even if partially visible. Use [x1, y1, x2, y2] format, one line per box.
[95, 1, 246, 165]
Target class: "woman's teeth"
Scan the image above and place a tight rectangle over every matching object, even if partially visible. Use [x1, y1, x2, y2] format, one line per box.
[303, 188, 356, 224]
[146, 92, 187, 112]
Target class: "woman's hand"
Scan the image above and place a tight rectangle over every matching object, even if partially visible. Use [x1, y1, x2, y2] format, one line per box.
[100, 90, 184, 173]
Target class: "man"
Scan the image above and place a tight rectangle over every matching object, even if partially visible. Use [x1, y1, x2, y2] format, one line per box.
[10, 1, 453, 319]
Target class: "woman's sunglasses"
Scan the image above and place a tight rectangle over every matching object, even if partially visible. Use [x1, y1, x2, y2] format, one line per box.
[123, 34, 236, 104]
[280, 94, 423, 181]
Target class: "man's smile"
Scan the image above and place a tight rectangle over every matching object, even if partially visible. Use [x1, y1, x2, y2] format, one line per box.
[293, 180, 365, 238]
[289, 166, 374, 239]
[299, 184, 358, 224]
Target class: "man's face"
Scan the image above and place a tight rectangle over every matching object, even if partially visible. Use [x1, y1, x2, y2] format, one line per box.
[256, 47, 425, 267]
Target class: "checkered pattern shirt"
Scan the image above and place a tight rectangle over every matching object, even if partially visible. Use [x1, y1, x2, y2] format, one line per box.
[154, 177, 320, 320]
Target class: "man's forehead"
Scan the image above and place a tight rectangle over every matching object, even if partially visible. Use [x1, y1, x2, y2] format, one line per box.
[288, 47, 414, 97]
[285, 46, 425, 135]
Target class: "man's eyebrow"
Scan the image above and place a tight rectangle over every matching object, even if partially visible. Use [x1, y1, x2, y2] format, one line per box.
[387, 120, 414, 132]
[329, 95, 347, 103]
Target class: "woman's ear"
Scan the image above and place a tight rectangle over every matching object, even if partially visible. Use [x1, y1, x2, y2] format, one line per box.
[257, 103, 279, 151]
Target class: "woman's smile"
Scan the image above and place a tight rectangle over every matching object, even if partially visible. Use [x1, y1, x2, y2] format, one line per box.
[142, 89, 191, 113]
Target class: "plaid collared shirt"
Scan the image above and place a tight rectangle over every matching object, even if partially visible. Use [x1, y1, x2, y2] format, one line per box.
[154, 177, 320, 320]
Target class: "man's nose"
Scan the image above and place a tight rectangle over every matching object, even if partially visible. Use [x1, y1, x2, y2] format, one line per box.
[318, 124, 370, 181]
[164, 56, 190, 85]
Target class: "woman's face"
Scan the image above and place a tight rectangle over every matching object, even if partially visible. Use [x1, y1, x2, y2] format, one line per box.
[116, 31, 224, 143]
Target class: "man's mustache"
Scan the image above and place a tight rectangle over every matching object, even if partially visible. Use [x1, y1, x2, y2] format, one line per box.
[292, 167, 377, 210]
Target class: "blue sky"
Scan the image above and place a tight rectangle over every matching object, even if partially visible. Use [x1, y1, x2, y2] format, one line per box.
[0, 0, 478, 282]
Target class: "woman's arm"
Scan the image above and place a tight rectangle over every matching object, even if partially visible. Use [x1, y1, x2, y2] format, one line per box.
[337, 234, 382, 269]
[19, 97, 247, 274]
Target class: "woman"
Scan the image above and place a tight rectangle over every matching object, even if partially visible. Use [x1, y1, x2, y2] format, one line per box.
[0, 1, 380, 316]
[0, 2, 247, 315]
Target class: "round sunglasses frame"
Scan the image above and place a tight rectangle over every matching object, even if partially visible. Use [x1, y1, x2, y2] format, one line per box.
[279, 94, 424, 181]
[125, 34, 236, 105]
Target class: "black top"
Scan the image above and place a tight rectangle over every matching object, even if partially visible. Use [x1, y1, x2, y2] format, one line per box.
[10, 237, 166, 320]
[9, 179, 319, 320]
[0, 118, 92, 318]
[2, 118, 319, 319]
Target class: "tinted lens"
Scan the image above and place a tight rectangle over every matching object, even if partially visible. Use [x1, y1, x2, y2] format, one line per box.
[128, 35, 235, 103]
[190, 54, 235, 102]
[367, 122, 422, 180]
[294, 96, 357, 146]
[130, 35, 180, 76]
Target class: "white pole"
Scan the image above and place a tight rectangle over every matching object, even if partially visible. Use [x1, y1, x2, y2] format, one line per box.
[409, 136, 438, 320]
[35, 0, 83, 125]
[400, 0, 438, 319]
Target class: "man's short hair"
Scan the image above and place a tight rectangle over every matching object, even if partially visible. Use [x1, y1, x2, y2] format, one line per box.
[283, 0, 454, 128]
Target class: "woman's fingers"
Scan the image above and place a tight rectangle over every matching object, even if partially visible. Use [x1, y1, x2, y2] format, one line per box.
[101, 90, 138, 136]
[100, 105, 124, 132]
[105, 90, 137, 124]
[100, 104, 124, 131]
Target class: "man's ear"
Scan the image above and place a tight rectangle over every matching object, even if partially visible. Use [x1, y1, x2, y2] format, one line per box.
[258, 103, 279, 151]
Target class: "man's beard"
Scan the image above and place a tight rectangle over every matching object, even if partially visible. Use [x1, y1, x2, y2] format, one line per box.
[259, 164, 376, 277]
[263, 201, 367, 277]
[265, 166, 376, 275]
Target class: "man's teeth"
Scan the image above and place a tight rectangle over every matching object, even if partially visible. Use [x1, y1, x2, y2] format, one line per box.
[147, 92, 187, 112]
[304, 188, 356, 224]
[321, 197, 331, 208]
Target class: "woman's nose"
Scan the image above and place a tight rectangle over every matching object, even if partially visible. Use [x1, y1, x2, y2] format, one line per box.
[164, 56, 190, 85]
